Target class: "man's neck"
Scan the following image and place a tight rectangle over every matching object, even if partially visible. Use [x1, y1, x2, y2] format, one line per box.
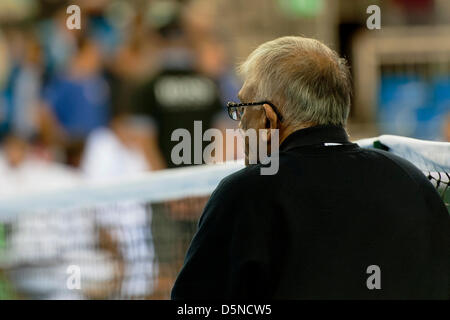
[279, 122, 316, 145]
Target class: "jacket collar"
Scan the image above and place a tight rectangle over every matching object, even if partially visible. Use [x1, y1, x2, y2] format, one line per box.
[280, 125, 351, 152]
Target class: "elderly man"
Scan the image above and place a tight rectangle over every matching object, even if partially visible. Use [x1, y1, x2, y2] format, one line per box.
[171, 36, 450, 299]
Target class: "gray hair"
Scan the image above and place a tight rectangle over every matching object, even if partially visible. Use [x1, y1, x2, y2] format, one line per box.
[238, 36, 352, 127]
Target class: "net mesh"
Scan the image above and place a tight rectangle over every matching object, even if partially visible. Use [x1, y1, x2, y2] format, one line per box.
[0, 162, 244, 299]
[0, 136, 448, 299]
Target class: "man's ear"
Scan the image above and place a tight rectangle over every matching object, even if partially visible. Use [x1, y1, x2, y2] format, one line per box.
[262, 103, 278, 141]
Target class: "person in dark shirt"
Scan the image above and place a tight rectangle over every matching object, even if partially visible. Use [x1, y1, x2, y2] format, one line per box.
[134, 18, 228, 295]
[134, 20, 224, 168]
[136, 67, 223, 168]
[171, 36, 450, 299]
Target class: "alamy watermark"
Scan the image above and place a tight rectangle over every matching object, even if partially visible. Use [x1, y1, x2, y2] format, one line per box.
[66, 265, 81, 290]
[66, 5, 81, 30]
[366, 265, 381, 290]
[366, 5, 381, 30]
[171, 121, 280, 175]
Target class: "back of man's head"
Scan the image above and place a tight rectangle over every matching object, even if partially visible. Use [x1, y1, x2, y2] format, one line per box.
[239, 36, 352, 128]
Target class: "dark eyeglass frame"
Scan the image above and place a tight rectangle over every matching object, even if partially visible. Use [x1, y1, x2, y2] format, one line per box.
[226, 101, 283, 122]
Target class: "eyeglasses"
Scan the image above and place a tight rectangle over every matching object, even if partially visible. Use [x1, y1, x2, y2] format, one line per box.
[226, 101, 283, 122]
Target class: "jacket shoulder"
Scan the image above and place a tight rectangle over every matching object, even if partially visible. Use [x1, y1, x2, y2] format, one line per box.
[218, 164, 274, 191]
[364, 148, 431, 187]
[205, 164, 274, 209]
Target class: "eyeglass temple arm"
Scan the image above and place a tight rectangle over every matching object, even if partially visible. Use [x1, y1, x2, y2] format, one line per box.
[226, 101, 283, 122]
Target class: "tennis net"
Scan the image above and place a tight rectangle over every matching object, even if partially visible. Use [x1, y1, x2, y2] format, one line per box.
[0, 136, 448, 300]
[357, 135, 450, 210]
[0, 162, 244, 299]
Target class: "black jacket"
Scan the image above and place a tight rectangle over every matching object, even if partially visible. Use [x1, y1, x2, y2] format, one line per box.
[171, 125, 450, 299]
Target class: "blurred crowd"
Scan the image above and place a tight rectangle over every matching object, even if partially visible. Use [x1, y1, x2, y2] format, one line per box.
[0, 0, 449, 300]
[0, 0, 242, 300]
[0, 0, 241, 191]
[1, 0, 449, 190]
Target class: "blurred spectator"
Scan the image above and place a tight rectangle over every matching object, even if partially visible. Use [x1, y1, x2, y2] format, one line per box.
[85, 5, 121, 61]
[82, 116, 148, 178]
[40, 35, 111, 167]
[8, 35, 43, 140]
[0, 135, 84, 299]
[106, 12, 160, 117]
[42, 35, 110, 142]
[133, 13, 225, 168]
[0, 135, 81, 196]
[38, 6, 77, 76]
[1, 28, 31, 141]
[80, 114, 160, 299]
[196, 40, 240, 111]
[82, 113, 164, 176]
[194, 40, 243, 161]
[183, 0, 241, 159]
